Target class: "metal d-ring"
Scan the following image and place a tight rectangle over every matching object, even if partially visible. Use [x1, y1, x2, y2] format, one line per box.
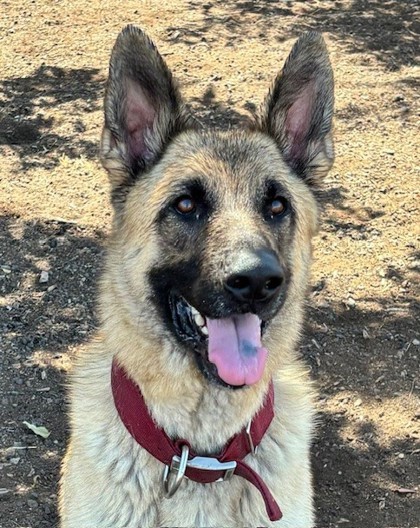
[163, 444, 189, 498]
[246, 421, 258, 456]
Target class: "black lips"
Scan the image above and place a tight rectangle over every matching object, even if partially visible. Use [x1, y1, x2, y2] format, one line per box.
[168, 293, 205, 346]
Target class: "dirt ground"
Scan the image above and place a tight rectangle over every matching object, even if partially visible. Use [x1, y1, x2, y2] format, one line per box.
[0, 1, 419, 527]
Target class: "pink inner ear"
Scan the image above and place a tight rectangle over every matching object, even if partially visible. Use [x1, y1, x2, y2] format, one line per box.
[125, 80, 156, 162]
[285, 82, 315, 162]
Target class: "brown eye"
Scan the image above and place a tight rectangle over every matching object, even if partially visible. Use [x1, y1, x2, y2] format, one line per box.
[270, 197, 286, 216]
[175, 196, 196, 215]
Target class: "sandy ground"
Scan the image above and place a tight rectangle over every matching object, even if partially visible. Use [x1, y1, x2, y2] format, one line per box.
[0, 1, 419, 527]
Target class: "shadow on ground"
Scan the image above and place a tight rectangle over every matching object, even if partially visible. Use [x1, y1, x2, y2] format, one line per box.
[0, 214, 104, 527]
[166, 0, 418, 71]
[0, 214, 104, 358]
[0, 65, 104, 171]
[312, 410, 420, 528]
[190, 84, 250, 127]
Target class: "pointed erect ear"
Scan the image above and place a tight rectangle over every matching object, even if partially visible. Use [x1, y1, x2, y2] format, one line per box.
[256, 32, 334, 185]
[100, 25, 192, 193]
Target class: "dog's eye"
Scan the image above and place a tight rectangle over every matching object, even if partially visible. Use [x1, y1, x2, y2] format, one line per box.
[269, 197, 287, 217]
[175, 196, 196, 215]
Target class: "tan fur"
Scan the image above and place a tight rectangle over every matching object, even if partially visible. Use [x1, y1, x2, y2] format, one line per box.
[60, 26, 334, 528]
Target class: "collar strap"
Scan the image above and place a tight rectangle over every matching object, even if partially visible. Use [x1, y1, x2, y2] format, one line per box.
[111, 359, 282, 522]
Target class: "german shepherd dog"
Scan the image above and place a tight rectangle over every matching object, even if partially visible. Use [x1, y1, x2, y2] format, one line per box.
[59, 25, 334, 528]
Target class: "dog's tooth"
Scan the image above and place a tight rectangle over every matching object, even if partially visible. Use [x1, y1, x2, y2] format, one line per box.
[201, 325, 208, 336]
[194, 313, 205, 327]
[190, 305, 199, 316]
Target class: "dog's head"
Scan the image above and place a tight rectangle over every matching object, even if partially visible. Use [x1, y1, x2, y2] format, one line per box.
[100, 26, 334, 389]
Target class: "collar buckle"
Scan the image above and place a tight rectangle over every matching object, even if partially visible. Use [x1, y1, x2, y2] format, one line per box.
[187, 456, 237, 482]
[163, 445, 237, 498]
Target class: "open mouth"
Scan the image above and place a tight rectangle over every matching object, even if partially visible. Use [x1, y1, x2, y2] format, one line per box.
[168, 293, 269, 388]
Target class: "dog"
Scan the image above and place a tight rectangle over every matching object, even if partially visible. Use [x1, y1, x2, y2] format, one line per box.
[59, 25, 334, 528]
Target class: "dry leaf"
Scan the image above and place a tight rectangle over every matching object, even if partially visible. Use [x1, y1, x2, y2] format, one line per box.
[23, 421, 50, 439]
[395, 488, 416, 494]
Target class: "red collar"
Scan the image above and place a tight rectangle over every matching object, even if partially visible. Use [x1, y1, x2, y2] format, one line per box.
[111, 358, 282, 522]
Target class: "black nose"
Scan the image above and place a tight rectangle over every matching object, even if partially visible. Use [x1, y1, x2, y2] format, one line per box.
[224, 249, 284, 304]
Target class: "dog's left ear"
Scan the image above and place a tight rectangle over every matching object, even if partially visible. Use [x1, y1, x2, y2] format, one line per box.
[256, 32, 334, 185]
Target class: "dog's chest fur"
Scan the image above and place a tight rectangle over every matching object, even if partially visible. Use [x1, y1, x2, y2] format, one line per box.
[61, 351, 314, 528]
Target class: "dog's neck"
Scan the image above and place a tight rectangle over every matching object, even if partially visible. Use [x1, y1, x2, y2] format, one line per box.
[147, 381, 270, 456]
[103, 316, 271, 454]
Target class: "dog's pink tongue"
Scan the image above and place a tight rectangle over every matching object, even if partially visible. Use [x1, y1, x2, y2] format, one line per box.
[207, 314, 268, 386]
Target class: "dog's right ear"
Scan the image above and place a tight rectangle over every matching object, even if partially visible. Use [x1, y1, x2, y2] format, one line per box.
[101, 25, 190, 194]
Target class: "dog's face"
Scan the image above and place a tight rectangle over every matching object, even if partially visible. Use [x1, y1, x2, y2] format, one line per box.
[101, 26, 334, 389]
